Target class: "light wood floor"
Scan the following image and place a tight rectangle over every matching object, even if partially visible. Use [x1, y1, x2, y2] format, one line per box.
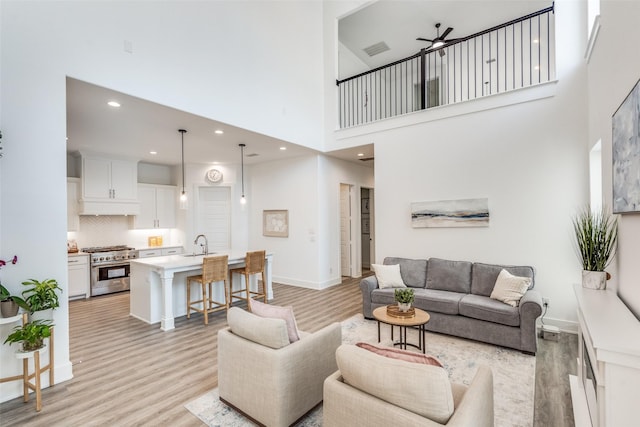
[0, 276, 577, 426]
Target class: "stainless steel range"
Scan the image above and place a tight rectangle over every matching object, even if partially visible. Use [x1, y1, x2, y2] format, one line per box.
[82, 245, 139, 296]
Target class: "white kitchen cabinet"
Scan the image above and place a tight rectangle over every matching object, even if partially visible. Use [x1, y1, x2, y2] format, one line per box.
[161, 247, 183, 256]
[138, 248, 162, 258]
[67, 178, 80, 231]
[68, 254, 90, 300]
[79, 154, 140, 215]
[138, 247, 183, 258]
[132, 184, 176, 229]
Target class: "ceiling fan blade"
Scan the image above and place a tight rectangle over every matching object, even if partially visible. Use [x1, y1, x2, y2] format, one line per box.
[440, 27, 454, 39]
[416, 37, 434, 42]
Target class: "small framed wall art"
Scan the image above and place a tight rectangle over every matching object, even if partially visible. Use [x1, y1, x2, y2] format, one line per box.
[263, 210, 289, 237]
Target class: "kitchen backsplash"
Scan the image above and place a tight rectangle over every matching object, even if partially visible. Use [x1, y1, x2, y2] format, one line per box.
[67, 215, 181, 249]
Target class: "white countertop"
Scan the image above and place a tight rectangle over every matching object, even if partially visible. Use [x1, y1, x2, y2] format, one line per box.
[68, 252, 89, 257]
[137, 245, 183, 251]
[130, 250, 271, 271]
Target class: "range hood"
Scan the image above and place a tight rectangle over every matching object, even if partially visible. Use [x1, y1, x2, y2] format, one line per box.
[78, 200, 140, 216]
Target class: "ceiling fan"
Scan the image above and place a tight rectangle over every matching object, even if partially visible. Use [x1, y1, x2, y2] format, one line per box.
[416, 23, 459, 55]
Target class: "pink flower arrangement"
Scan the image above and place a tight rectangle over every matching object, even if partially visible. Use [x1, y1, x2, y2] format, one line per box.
[0, 255, 18, 269]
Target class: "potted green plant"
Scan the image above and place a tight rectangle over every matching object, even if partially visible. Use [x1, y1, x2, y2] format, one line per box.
[572, 205, 618, 290]
[0, 254, 29, 317]
[0, 284, 30, 318]
[4, 319, 53, 352]
[394, 288, 415, 312]
[21, 278, 62, 316]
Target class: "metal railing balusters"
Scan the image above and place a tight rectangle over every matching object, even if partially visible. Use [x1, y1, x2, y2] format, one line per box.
[336, 5, 554, 128]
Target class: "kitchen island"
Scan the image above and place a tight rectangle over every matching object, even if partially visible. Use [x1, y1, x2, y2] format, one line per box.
[129, 251, 273, 331]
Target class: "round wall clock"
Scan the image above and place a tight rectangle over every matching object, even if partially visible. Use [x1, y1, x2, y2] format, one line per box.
[206, 168, 223, 183]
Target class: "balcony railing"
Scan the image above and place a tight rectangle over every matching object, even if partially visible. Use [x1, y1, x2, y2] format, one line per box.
[337, 4, 555, 129]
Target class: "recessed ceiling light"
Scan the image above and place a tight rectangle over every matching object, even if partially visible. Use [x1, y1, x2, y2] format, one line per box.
[107, 101, 121, 107]
[214, 129, 224, 135]
[150, 151, 157, 155]
[357, 153, 364, 157]
[280, 146, 287, 151]
[533, 39, 539, 44]
[534, 65, 540, 70]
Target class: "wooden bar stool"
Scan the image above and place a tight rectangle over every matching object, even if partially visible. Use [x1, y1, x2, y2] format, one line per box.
[186, 255, 229, 325]
[229, 250, 267, 308]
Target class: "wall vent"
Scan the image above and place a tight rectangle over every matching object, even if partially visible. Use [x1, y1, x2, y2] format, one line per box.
[363, 42, 389, 57]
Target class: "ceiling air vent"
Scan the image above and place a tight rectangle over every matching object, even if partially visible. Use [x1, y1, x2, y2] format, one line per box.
[363, 42, 389, 57]
[246, 153, 259, 157]
[359, 157, 374, 162]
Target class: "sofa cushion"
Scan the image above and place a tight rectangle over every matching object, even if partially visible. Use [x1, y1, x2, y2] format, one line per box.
[250, 299, 300, 343]
[459, 294, 520, 327]
[227, 307, 290, 349]
[336, 344, 454, 424]
[356, 342, 443, 367]
[426, 258, 472, 293]
[372, 263, 406, 289]
[490, 269, 532, 307]
[371, 288, 398, 305]
[414, 289, 465, 315]
[384, 257, 428, 288]
[471, 262, 535, 297]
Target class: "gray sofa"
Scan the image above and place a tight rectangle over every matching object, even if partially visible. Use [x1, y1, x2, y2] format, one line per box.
[360, 257, 543, 354]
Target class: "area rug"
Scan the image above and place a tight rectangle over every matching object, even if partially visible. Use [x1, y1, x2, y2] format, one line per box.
[186, 314, 535, 427]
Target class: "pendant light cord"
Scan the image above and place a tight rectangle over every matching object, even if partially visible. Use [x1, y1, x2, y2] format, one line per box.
[179, 129, 187, 197]
[239, 143, 246, 198]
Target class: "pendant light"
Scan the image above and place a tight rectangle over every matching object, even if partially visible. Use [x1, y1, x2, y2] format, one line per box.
[239, 143, 247, 204]
[179, 129, 188, 209]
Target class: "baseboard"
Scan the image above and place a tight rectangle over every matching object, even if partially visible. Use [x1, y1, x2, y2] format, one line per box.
[272, 276, 342, 290]
[537, 317, 578, 334]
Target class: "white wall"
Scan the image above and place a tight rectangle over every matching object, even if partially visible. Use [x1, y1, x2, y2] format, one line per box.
[0, 0, 325, 402]
[587, 0, 640, 318]
[249, 154, 373, 289]
[324, 0, 589, 330]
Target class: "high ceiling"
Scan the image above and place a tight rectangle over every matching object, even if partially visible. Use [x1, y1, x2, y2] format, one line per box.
[339, 0, 550, 72]
[65, 1, 550, 169]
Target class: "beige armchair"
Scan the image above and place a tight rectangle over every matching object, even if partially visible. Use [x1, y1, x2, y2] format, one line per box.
[218, 307, 342, 427]
[323, 344, 494, 427]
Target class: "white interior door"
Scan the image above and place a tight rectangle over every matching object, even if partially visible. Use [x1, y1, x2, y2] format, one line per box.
[196, 186, 231, 252]
[340, 184, 352, 277]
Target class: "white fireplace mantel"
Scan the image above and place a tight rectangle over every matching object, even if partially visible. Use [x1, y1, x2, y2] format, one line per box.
[571, 283, 640, 427]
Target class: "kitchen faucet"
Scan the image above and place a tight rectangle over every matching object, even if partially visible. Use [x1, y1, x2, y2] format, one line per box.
[194, 234, 208, 255]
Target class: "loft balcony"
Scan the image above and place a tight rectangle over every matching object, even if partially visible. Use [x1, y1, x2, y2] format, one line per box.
[336, 5, 555, 129]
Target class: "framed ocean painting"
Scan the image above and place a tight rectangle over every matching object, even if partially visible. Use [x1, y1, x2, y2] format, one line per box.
[612, 78, 640, 213]
[411, 198, 489, 228]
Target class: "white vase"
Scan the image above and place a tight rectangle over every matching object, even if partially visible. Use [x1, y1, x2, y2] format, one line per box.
[582, 270, 607, 290]
[398, 302, 411, 312]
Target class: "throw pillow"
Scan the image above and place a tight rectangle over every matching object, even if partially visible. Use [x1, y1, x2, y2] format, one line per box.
[250, 299, 300, 343]
[356, 342, 443, 367]
[372, 263, 406, 289]
[490, 269, 532, 307]
[226, 307, 290, 349]
[336, 344, 454, 424]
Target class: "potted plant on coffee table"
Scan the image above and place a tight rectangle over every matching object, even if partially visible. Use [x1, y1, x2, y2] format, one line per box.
[21, 278, 62, 319]
[394, 288, 415, 312]
[0, 284, 30, 318]
[4, 319, 53, 352]
[572, 205, 618, 290]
